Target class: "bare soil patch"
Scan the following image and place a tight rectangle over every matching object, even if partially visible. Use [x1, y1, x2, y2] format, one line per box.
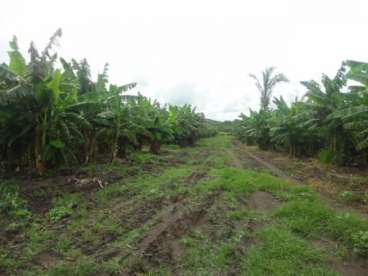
[248, 191, 281, 212]
[333, 258, 368, 276]
[33, 251, 63, 269]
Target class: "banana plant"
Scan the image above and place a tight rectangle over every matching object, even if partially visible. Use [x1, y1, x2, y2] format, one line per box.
[301, 68, 356, 164]
[96, 83, 137, 161]
[335, 60, 368, 154]
[269, 97, 321, 156]
[0, 30, 216, 173]
[168, 105, 203, 146]
[0, 30, 64, 174]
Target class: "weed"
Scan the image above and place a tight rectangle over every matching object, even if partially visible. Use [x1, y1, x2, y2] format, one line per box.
[130, 151, 159, 165]
[352, 231, 368, 256]
[101, 257, 122, 275]
[319, 148, 335, 164]
[226, 209, 249, 220]
[48, 256, 98, 276]
[55, 236, 73, 253]
[48, 193, 82, 222]
[0, 181, 30, 220]
[274, 200, 368, 246]
[338, 190, 361, 203]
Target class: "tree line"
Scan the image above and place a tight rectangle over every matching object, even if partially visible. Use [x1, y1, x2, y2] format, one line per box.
[235, 63, 368, 166]
[0, 30, 216, 175]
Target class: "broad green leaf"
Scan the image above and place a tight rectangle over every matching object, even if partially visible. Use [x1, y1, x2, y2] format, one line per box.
[8, 37, 27, 77]
[50, 139, 65, 149]
[47, 69, 62, 104]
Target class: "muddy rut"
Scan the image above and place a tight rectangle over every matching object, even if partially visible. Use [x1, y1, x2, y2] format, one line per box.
[122, 193, 220, 275]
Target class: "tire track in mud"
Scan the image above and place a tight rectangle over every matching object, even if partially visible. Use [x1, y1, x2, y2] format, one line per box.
[92, 150, 215, 274]
[116, 149, 226, 274]
[94, 168, 209, 259]
[71, 150, 214, 259]
[119, 192, 220, 275]
[233, 141, 298, 183]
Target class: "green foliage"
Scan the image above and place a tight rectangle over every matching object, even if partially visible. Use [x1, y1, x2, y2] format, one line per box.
[236, 110, 272, 149]
[319, 148, 335, 164]
[196, 167, 288, 197]
[8, 36, 27, 77]
[0, 31, 215, 174]
[243, 226, 334, 276]
[48, 194, 80, 222]
[0, 181, 30, 220]
[352, 231, 368, 256]
[48, 256, 97, 276]
[337, 191, 361, 203]
[48, 206, 72, 222]
[101, 258, 122, 275]
[236, 62, 368, 166]
[25, 222, 53, 252]
[168, 104, 206, 146]
[275, 200, 368, 245]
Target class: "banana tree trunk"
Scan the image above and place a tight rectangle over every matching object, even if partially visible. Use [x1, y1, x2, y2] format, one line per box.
[111, 120, 120, 162]
[111, 139, 118, 161]
[89, 135, 97, 162]
[34, 114, 45, 175]
[84, 130, 97, 164]
[150, 140, 161, 154]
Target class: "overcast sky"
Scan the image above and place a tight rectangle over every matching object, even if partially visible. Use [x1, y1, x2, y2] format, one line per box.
[1, 0, 368, 120]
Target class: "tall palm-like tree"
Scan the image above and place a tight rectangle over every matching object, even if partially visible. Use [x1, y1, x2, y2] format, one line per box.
[249, 67, 289, 111]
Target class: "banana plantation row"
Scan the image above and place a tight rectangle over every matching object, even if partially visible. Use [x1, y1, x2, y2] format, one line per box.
[234, 63, 368, 166]
[0, 30, 216, 175]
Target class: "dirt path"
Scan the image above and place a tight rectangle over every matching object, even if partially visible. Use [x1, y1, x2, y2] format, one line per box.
[240, 142, 368, 214]
[235, 141, 368, 219]
[236, 142, 299, 183]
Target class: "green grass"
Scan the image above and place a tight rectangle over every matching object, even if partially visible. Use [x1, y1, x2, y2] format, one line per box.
[48, 193, 83, 222]
[179, 230, 238, 275]
[243, 226, 336, 276]
[274, 199, 368, 244]
[95, 165, 193, 205]
[195, 167, 289, 196]
[47, 256, 98, 276]
[0, 180, 31, 221]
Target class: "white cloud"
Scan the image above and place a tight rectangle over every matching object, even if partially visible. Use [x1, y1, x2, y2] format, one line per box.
[1, 0, 368, 120]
